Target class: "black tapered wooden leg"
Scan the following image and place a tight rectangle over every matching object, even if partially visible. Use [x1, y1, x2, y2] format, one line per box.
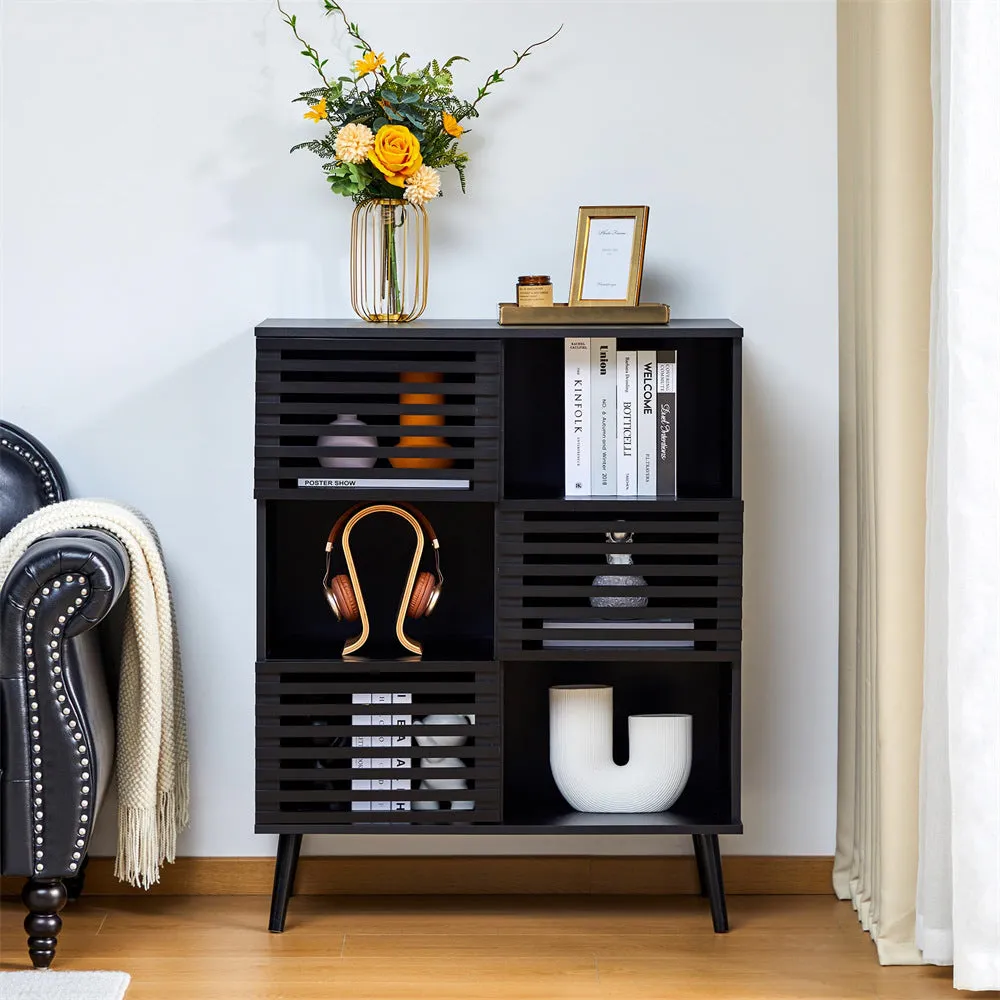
[692, 833, 709, 898]
[268, 834, 302, 933]
[22, 877, 67, 968]
[693, 834, 729, 933]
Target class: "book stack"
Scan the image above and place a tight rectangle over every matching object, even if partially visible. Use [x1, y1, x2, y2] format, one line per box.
[351, 692, 413, 812]
[564, 338, 677, 498]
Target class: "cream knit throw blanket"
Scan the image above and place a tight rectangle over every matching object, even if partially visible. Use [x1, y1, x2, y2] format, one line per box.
[0, 499, 189, 888]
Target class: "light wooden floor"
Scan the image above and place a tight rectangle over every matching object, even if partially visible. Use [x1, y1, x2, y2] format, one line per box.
[1, 894, 990, 999]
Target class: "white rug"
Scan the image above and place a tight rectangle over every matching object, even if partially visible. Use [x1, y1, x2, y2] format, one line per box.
[0, 970, 130, 999]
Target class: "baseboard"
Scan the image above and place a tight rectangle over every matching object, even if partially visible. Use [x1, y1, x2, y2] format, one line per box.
[2, 855, 833, 897]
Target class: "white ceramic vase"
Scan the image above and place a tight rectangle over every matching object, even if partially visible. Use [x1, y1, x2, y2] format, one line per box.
[549, 685, 692, 813]
[317, 414, 377, 469]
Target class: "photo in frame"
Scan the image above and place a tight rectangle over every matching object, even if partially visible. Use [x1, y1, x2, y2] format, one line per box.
[569, 206, 650, 307]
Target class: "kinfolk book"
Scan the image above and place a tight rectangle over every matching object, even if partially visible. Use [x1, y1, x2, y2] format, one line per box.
[616, 349, 638, 495]
[564, 337, 591, 496]
[637, 349, 657, 496]
[656, 350, 678, 497]
[590, 337, 616, 494]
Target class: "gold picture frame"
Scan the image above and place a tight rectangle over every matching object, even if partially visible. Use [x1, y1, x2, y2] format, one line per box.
[569, 205, 649, 307]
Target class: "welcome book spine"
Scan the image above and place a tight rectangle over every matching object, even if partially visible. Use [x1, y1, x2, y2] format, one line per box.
[590, 338, 616, 494]
[637, 349, 657, 496]
[564, 337, 592, 496]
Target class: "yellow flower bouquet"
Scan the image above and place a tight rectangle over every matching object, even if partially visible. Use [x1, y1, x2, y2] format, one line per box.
[279, 0, 559, 206]
[278, 0, 558, 321]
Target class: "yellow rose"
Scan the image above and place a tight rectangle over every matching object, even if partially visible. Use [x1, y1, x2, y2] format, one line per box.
[442, 112, 463, 138]
[367, 125, 423, 187]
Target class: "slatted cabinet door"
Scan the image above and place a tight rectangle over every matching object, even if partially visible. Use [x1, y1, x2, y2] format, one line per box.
[255, 337, 500, 500]
[497, 501, 743, 660]
[256, 660, 501, 830]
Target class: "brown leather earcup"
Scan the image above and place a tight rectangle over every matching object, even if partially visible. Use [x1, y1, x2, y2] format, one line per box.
[327, 574, 360, 622]
[407, 571, 437, 619]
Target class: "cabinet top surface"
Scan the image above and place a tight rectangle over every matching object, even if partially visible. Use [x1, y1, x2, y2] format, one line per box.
[256, 317, 742, 339]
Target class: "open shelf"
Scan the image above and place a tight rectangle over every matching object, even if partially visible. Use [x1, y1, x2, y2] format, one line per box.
[502, 660, 740, 831]
[261, 499, 495, 662]
[503, 336, 740, 502]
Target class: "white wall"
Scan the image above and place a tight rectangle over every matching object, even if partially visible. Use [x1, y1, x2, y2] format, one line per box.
[0, 0, 838, 858]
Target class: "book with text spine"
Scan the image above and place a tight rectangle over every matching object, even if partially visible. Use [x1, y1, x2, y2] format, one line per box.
[656, 350, 678, 497]
[616, 349, 638, 495]
[637, 349, 657, 496]
[564, 337, 592, 496]
[590, 338, 616, 494]
[369, 692, 393, 811]
[351, 692, 371, 812]
[391, 692, 412, 812]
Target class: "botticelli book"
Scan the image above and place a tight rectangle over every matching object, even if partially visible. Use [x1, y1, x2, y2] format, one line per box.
[616, 349, 638, 495]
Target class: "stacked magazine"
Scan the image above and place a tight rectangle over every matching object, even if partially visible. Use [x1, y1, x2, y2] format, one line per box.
[564, 338, 677, 498]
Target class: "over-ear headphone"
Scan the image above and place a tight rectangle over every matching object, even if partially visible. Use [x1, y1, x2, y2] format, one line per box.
[322, 503, 443, 656]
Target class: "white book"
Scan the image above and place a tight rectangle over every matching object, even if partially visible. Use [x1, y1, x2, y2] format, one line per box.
[370, 692, 393, 811]
[351, 693, 371, 812]
[590, 338, 616, 494]
[391, 692, 412, 812]
[616, 350, 638, 495]
[637, 350, 657, 496]
[564, 337, 591, 496]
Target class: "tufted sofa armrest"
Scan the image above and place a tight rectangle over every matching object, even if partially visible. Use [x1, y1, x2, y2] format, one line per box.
[1, 530, 129, 878]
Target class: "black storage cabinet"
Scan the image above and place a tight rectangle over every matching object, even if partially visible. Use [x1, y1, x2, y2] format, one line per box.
[255, 318, 743, 934]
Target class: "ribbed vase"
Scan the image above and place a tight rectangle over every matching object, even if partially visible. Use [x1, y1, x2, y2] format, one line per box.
[549, 685, 692, 813]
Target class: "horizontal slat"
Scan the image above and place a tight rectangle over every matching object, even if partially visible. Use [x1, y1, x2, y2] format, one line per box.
[257, 745, 500, 761]
[258, 381, 488, 396]
[508, 523, 739, 536]
[254, 810, 501, 825]
[256, 336, 502, 353]
[497, 648, 741, 663]
[260, 766, 502, 780]
[261, 465, 487, 479]
[258, 358, 495, 375]
[258, 401, 493, 417]
[498, 585, 740, 598]
[260, 424, 488, 438]
[257, 728, 500, 740]
[506, 564, 742, 579]
[257, 784, 497, 803]
[499, 606, 735, 619]
[260, 445, 486, 459]
[498, 542, 740, 556]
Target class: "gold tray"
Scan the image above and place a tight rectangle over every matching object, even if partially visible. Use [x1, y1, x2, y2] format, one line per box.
[498, 302, 670, 326]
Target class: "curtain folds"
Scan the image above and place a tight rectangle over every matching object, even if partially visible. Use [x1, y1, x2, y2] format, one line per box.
[917, 1, 1000, 989]
[834, 0, 932, 965]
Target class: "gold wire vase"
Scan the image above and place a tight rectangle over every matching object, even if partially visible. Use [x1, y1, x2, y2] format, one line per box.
[350, 198, 429, 323]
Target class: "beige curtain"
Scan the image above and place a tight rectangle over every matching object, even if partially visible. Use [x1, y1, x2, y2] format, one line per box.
[834, 0, 932, 965]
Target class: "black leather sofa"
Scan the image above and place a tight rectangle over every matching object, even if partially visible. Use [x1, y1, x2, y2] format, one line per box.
[1, 421, 129, 968]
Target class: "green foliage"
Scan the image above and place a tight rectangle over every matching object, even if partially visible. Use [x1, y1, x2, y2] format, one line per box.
[278, 1, 560, 201]
[325, 161, 372, 197]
